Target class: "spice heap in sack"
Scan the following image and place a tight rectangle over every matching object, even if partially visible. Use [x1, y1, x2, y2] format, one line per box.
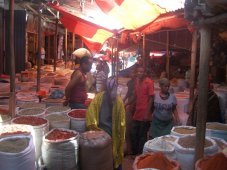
[45, 129, 76, 141]
[196, 152, 227, 170]
[133, 152, 180, 170]
[0, 124, 32, 137]
[12, 116, 47, 126]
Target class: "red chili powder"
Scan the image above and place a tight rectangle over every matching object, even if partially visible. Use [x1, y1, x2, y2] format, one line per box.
[137, 152, 177, 170]
[68, 110, 86, 118]
[197, 152, 227, 170]
[46, 129, 76, 140]
[13, 116, 47, 126]
[1, 131, 30, 137]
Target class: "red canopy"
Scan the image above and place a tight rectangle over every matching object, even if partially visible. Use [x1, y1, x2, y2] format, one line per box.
[49, 3, 114, 52]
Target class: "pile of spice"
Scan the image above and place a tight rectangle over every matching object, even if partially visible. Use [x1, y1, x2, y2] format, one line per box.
[197, 152, 227, 170]
[0, 125, 31, 137]
[13, 116, 47, 126]
[18, 108, 45, 116]
[18, 102, 46, 109]
[136, 152, 178, 170]
[45, 113, 69, 122]
[45, 129, 77, 141]
[68, 109, 86, 119]
[206, 123, 227, 131]
[178, 136, 212, 148]
[46, 105, 70, 113]
[173, 126, 196, 134]
[0, 138, 29, 153]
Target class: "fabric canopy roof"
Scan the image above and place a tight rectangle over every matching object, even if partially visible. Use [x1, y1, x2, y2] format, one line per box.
[95, 0, 166, 30]
[142, 11, 189, 34]
[49, 3, 114, 52]
[49, 0, 185, 52]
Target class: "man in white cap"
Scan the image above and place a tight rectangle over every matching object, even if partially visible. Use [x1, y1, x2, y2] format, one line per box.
[64, 48, 93, 109]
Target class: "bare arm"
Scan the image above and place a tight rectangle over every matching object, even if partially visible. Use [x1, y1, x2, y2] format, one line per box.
[65, 70, 83, 101]
[144, 95, 154, 121]
[173, 106, 180, 125]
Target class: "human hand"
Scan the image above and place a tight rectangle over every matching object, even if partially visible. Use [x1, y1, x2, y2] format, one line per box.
[63, 100, 69, 106]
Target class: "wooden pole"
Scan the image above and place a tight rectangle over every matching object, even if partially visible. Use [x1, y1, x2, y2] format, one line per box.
[72, 33, 75, 51]
[143, 33, 146, 69]
[189, 30, 198, 113]
[36, 9, 41, 92]
[47, 35, 50, 64]
[9, 0, 16, 117]
[195, 26, 211, 163]
[111, 38, 115, 76]
[116, 35, 119, 82]
[54, 16, 58, 72]
[166, 31, 170, 79]
[64, 28, 68, 68]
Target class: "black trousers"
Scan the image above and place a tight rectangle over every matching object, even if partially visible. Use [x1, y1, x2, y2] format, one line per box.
[130, 120, 150, 155]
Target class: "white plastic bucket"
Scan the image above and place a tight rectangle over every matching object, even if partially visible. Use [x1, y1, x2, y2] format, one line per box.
[11, 116, 49, 161]
[67, 109, 86, 133]
[174, 135, 218, 170]
[45, 113, 70, 130]
[17, 108, 46, 117]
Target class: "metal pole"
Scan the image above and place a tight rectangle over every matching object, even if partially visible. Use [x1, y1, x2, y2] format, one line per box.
[195, 25, 211, 163]
[9, 0, 16, 117]
[111, 38, 115, 76]
[65, 28, 68, 68]
[189, 30, 198, 114]
[36, 9, 41, 92]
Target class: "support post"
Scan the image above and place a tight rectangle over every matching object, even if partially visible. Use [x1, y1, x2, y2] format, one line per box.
[189, 30, 198, 113]
[195, 26, 211, 163]
[64, 29, 68, 68]
[9, 0, 16, 117]
[36, 9, 41, 91]
[143, 33, 146, 68]
[54, 15, 58, 72]
[166, 31, 170, 79]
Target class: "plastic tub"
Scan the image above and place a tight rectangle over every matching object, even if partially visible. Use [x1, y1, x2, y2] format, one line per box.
[45, 105, 70, 115]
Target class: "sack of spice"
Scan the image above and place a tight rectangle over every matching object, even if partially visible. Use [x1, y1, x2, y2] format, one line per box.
[133, 152, 180, 170]
[0, 135, 35, 170]
[174, 135, 218, 170]
[41, 128, 79, 170]
[143, 135, 177, 160]
[206, 122, 227, 142]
